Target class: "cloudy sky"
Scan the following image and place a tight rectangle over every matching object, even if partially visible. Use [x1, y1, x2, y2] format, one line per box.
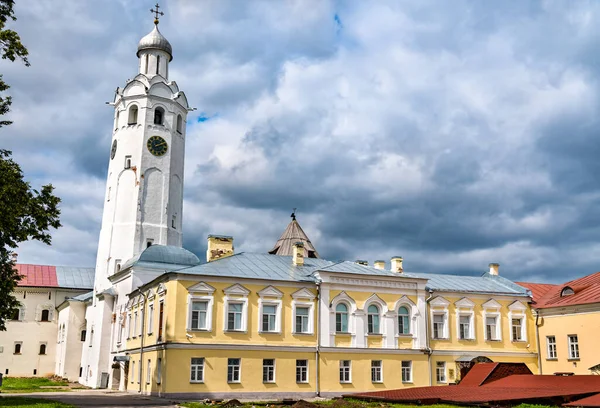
[4, 0, 600, 283]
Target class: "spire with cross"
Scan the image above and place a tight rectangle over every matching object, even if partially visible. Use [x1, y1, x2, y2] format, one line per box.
[150, 3, 164, 25]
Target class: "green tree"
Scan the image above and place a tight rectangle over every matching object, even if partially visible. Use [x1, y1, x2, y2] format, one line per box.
[0, 1, 61, 330]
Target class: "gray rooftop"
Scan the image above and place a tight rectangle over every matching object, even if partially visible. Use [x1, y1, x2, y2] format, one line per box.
[56, 266, 95, 289]
[403, 271, 529, 295]
[122, 245, 200, 270]
[69, 291, 93, 302]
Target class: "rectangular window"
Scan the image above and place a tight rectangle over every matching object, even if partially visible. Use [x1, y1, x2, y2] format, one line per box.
[133, 312, 138, 338]
[191, 301, 208, 330]
[339, 360, 351, 383]
[295, 307, 310, 333]
[436, 361, 446, 383]
[296, 359, 308, 383]
[227, 303, 243, 331]
[124, 155, 132, 169]
[371, 360, 382, 383]
[227, 358, 241, 383]
[131, 361, 135, 383]
[146, 359, 151, 384]
[401, 361, 412, 383]
[158, 301, 164, 341]
[138, 310, 144, 337]
[433, 314, 445, 339]
[126, 314, 131, 338]
[459, 315, 471, 339]
[547, 336, 557, 359]
[156, 358, 162, 384]
[117, 315, 123, 343]
[190, 358, 204, 383]
[137, 359, 141, 384]
[486, 316, 498, 340]
[147, 305, 154, 334]
[512, 318, 523, 341]
[262, 305, 277, 332]
[263, 359, 275, 383]
[568, 335, 579, 359]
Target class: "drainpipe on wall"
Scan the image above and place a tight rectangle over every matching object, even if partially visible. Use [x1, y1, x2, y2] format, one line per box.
[138, 291, 147, 394]
[425, 289, 434, 386]
[315, 284, 321, 397]
[535, 311, 542, 375]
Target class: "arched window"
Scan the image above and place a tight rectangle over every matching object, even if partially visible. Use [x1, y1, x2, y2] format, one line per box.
[154, 107, 164, 125]
[561, 287, 574, 297]
[39, 344, 46, 355]
[80, 330, 87, 342]
[367, 304, 380, 334]
[115, 110, 120, 129]
[128, 105, 138, 125]
[176, 114, 183, 134]
[398, 306, 410, 334]
[10, 308, 20, 321]
[156, 55, 160, 75]
[14, 343, 21, 354]
[41, 309, 50, 322]
[335, 303, 348, 333]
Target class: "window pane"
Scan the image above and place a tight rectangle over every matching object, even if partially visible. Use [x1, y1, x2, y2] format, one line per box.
[296, 307, 309, 316]
[336, 303, 348, 312]
[368, 305, 378, 314]
[263, 305, 276, 314]
[230, 303, 242, 312]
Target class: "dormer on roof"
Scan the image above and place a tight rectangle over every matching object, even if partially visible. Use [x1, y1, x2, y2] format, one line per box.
[269, 212, 320, 258]
[561, 286, 575, 297]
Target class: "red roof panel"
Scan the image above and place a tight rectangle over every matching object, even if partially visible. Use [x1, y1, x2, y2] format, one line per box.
[458, 363, 499, 386]
[518, 272, 600, 308]
[565, 393, 600, 407]
[14, 264, 58, 287]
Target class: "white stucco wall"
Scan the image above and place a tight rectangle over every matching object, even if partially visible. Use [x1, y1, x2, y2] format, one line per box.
[55, 300, 87, 381]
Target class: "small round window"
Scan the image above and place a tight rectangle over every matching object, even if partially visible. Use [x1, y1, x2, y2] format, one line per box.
[561, 287, 574, 297]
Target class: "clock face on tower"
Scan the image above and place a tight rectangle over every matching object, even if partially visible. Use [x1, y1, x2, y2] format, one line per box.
[147, 135, 168, 156]
[110, 140, 117, 159]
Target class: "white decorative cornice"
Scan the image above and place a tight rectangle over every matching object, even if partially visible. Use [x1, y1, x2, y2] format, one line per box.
[482, 299, 502, 310]
[291, 287, 316, 300]
[257, 285, 283, 299]
[187, 282, 216, 295]
[455, 297, 475, 309]
[508, 300, 527, 311]
[430, 296, 450, 308]
[223, 283, 250, 297]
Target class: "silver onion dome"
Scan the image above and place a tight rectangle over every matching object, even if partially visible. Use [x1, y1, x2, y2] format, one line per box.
[137, 24, 173, 61]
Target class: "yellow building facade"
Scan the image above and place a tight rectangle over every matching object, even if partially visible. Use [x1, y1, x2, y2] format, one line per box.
[108, 222, 539, 399]
[519, 274, 600, 376]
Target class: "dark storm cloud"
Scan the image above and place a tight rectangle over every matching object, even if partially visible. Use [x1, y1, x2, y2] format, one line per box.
[8, 1, 600, 284]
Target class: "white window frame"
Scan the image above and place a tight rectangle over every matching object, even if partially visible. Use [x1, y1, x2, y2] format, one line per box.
[339, 360, 352, 383]
[258, 300, 282, 334]
[227, 358, 241, 383]
[190, 357, 204, 383]
[146, 359, 151, 384]
[296, 359, 309, 383]
[137, 359, 141, 384]
[223, 284, 250, 333]
[291, 288, 316, 335]
[133, 311, 138, 338]
[138, 308, 144, 337]
[147, 304, 154, 334]
[482, 299, 502, 341]
[156, 358, 162, 384]
[401, 360, 412, 383]
[568, 334, 579, 359]
[546, 335, 557, 359]
[436, 361, 447, 383]
[430, 297, 449, 340]
[371, 360, 382, 383]
[455, 298, 475, 340]
[187, 282, 215, 332]
[262, 359, 276, 383]
[330, 291, 356, 336]
[508, 301, 528, 342]
[126, 313, 132, 339]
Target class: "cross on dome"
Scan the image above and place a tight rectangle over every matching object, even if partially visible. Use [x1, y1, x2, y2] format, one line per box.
[150, 3, 164, 25]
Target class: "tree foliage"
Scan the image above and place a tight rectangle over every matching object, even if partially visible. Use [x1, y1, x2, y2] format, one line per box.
[0, 0, 29, 128]
[0, 1, 61, 330]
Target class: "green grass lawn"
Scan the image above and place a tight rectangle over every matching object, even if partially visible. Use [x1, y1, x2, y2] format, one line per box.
[0, 378, 69, 394]
[0, 397, 75, 407]
[180, 400, 556, 408]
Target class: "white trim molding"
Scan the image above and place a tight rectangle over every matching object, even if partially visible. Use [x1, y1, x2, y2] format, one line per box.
[187, 282, 215, 332]
[455, 297, 475, 340]
[482, 299, 502, 341]
[508, 300, 528, 342]
[430, 296, 450, 340]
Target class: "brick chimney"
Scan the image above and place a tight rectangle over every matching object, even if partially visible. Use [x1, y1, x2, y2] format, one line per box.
[391, 256, 403, 273]
[10, 252, 18, 263]
[374, 260, 385, 270]
[206, 235, 234, 262]
[293, 242, 304, 266]
[489, 263, 499, 276]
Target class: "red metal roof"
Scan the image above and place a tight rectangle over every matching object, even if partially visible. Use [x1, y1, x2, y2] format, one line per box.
[565, 393, 600, 407]
[518, 272, 600, 308]
[517, 281, 557, 303]
[15, 264, 59, 287]
[348, 363, 600, 405]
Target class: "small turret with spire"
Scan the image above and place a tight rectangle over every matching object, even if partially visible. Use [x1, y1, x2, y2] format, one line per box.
[269, 210, 320, 258]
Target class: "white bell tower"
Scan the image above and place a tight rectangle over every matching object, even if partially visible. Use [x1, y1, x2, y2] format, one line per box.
[82, 8, 190, 388]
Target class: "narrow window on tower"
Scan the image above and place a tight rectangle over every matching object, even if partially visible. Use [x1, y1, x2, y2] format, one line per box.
[124, 156, 132, 169]
[176, 115, 183, 134]
[172, 214, 176, 229]
[147, 239, 154, 248]
[156, 55, 160, 75]
[154, 107, 164, 125]
[144, 54, 149, 74]
[107, 187, 111, 202]
[128, 105, 138, 125]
